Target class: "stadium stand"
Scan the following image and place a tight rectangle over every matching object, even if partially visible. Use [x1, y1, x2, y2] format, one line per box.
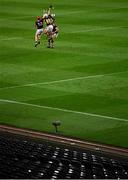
[0, 130, 128, 179]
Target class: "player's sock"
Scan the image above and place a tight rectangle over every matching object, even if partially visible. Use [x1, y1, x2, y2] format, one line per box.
[47, 38, 51, 48]
[51, 43, 54, 48]
[35, 41, 38, 47]
[51, 39, 54, 48]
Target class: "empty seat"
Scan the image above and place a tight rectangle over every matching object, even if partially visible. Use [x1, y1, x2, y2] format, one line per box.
[0, 132, 127, 179]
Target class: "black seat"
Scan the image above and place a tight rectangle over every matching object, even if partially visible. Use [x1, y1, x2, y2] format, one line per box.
[0, 132, 128, 179]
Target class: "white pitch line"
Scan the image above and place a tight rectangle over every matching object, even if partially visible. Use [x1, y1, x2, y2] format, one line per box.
[0, 99, 128, 122]
[71, 26, 128, 34]
[72, 27, 115, 33]
[59, 10, 85, 16]
[0, 37, 23, 41]
[0, 70, 128, 91]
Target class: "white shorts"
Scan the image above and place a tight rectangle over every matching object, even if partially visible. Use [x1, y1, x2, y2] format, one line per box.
[36, 28, 43, 35]
[46, 25, 53, 33]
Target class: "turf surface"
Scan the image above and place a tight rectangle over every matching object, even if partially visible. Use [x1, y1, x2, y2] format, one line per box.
[0, 0, 128, 148]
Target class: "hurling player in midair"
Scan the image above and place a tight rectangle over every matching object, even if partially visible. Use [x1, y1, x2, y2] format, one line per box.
[34, 16, 44, 47]
[43, 5, 59, 48]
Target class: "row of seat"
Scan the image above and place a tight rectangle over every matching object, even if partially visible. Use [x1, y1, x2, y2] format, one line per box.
[0, 132, 128, 179]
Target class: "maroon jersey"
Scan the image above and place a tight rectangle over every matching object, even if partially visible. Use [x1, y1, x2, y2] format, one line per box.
[35, 19, 43, 29]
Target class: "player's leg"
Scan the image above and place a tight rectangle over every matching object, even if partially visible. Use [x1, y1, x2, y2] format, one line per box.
[51, 37, 54, 48]
[46, 25, 53, 48]
[37, 33, 41, 44]
[35, 30, 39, 47]
[34, 29, 43, 47]
[47, 34, 52, 48]
[51, 33, 58, 48]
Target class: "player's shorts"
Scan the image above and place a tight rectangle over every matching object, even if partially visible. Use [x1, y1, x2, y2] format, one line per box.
[36, 28, 43, 35]
[46, 25, 53, 33]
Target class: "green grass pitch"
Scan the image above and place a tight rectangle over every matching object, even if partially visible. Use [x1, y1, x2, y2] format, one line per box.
[0, 0, 128, 148]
